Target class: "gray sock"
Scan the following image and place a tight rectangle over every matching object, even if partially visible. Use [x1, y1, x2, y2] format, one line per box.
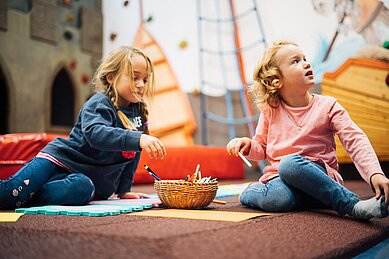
[351, 196, 388, 220]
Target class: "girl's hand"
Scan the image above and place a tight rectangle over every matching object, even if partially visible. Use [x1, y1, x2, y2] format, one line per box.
[139, 134, 166, 159]
[119, 192, 150, 199]
[370, 173, 389, 204]
[226, 137, 251, 156]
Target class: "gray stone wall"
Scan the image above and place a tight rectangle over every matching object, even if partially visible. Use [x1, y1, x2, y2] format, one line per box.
[0, 6, 100, 133]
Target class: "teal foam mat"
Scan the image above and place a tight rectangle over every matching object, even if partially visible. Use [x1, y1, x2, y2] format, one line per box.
[15, 204, 146, 217]
[15, 198, 160, 217]
[14, 184, 250, 217]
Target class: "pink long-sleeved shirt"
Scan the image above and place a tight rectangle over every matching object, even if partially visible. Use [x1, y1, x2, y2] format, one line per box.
[247, 94, 384, 185]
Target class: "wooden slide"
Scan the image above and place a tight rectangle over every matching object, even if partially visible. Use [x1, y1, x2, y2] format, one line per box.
[133, 24, 196, 146]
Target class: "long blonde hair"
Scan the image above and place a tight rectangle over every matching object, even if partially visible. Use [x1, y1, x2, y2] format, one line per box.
[250, 40, 298, 109]
[92, 46, 154, 133]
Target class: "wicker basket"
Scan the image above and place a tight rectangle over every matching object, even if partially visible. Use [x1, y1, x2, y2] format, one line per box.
[154, 180, 218, 209]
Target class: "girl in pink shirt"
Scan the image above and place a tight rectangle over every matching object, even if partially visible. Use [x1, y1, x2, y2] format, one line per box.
[226, 40, 389, 220]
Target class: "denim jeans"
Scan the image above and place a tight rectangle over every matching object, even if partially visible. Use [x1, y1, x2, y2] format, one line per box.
[0, 157, 95, 209]
[240, 154, 359, 215]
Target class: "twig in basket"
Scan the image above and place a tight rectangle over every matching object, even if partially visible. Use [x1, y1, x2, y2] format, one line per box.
[194, 164, 200, 182]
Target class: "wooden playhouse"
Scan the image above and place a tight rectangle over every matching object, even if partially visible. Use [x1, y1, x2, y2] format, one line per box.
[321, 58, 389, 163]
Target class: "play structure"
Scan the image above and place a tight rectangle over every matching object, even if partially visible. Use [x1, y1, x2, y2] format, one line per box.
[130, 1, 267, 147]
[129, 1, 196, 147]
[195, 0, 268, 171]
[133, 23, 196, 146]
[321, 58, 389, 163]
[197, 0, 266, 145]
[1, 3, 389, 258]
[1, 1, 388, 182]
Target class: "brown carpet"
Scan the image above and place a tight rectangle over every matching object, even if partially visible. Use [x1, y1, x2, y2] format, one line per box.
[1, 180, 388, 259]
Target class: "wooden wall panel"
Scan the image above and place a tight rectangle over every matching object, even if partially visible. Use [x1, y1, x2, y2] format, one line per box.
[322, 58, 389, 162]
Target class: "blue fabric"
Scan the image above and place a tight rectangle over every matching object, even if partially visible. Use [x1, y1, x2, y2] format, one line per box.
[240, 154, 359, 215]
[0, 158, 94, 209]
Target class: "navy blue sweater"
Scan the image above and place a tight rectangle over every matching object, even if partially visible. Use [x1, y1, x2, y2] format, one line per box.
[42, 93, 146, 199]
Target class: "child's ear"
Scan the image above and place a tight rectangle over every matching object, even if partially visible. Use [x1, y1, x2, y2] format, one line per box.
[106, 73, 114, 84]
[272, 79, 282, 88]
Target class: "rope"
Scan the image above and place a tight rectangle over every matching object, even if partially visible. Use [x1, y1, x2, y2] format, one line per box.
[197, 0, 266, 149]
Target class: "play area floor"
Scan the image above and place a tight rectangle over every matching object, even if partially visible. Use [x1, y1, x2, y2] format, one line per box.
[1, 180, 388, 259]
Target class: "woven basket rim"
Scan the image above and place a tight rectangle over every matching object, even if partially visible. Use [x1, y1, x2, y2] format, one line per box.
[154, 180, 218, 185]
[154, 180, 218, 209]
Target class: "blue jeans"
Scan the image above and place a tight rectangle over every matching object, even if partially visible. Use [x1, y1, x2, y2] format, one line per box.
[240, 154, 359, 216]
[0, 157, 95, 209]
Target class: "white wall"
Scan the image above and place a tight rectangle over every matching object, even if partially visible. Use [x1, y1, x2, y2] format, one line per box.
[102, 0, 364, 96]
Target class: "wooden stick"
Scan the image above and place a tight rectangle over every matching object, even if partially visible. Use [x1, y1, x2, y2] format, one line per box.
[212, 199, 227, 205]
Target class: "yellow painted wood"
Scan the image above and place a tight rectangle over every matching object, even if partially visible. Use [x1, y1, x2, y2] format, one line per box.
[133, 25, 196, 146]
[157, 128, 194, 146]
[322, 82, 389, 113]
[333, 68, 388, 100]
[322, 58, 389, 163]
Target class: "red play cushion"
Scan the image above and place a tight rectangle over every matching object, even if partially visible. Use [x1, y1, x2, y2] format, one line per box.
[0, 134, 244, 183]
[0, 133, 67, 179]
[135, 145, 244, 183]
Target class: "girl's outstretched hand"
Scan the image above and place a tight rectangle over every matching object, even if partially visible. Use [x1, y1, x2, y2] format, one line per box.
[371, 173, 389, 204]
[119, 192, 150, 199]
[226, 137, 251, 156]
[140, 134, 166, 159]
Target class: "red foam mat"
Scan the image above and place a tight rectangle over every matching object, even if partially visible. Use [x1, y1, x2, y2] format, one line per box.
[0, 133, 65, 180]
[136, 145, 244, 183]
[0, 134, 244, 182]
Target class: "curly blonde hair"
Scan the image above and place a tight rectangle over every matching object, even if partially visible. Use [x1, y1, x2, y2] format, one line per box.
[92, 46, 154, 133]
[250, 40, 298, 109]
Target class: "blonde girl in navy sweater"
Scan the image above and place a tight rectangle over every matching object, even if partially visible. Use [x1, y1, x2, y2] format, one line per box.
[0, 46, 166, 209]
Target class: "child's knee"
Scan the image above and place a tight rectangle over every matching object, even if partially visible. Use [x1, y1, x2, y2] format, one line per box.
[239, 182, 261, 208]
[70, 174, 95, 202]
[45, 173, 95, 205]
[261, 184, 298, 212]
[239, 188, 251, 206]
[240, 189, 296, 212]
[278, 154, 302, 180]
[239, 181, 296, 212]
[279, 154, 301, 170]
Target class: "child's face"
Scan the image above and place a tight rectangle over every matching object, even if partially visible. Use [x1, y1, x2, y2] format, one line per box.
[276, 44, 314, 99]
[115, 54, 149, 106]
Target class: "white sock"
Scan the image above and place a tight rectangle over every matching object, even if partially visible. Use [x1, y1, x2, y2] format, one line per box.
[351, 196, 388, 220]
